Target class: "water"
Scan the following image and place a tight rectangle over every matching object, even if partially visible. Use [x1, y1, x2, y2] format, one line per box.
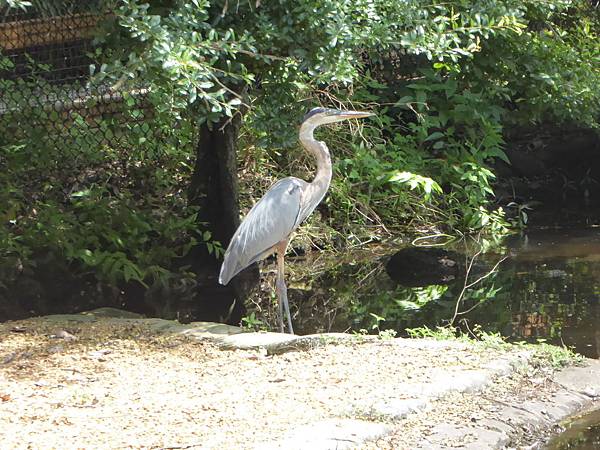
[544, 409, 600, 450]
[290, 227, 600, 358]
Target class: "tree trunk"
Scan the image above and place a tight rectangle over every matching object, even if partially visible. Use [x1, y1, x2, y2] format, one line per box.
[188, 113, 259, 324]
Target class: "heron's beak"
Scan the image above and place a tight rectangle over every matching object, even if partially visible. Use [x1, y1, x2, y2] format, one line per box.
[338, 110, 375, 119]
[330, 110, 375, 123]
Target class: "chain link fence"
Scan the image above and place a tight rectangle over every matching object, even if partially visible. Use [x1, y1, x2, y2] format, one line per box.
[0, 1, 153, 151]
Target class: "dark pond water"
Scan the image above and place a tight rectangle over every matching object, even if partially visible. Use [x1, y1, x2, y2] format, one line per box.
[290, 227, 600, 359]
[544, 409, 600, 450]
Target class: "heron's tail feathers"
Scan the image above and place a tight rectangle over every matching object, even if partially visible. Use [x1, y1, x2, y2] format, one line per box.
[218, 242, 249, 285]
[219, 243, 271, 285]
[218, 255, 238, 285]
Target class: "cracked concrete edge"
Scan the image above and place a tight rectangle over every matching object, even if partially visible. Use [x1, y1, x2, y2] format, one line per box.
[412, 359, 600, 450]
[253, 357, 600, 450]
[20, 308, 245, 337]
[252, 351, 533, 449]
[24, 309, 516, 358]
[361, 351, 531, 421]
[187, 328, 497, 355]
[184, 328, 379, 353]
[20, 308, 368, 352]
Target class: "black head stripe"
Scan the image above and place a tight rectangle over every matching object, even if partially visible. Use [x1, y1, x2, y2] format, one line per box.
[302, 107, 339, 122]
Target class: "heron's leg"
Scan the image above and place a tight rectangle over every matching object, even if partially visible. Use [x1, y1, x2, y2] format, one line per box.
[276, 244, 294, 334]
[278, 275, 294, 334]
[276, 273, 285, 333]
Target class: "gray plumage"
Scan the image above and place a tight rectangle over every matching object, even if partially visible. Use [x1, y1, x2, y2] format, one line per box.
[218, 107, 374, 333]
[218, 177, 308, 285]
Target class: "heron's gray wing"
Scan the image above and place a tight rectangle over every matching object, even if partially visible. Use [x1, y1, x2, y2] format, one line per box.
[219, 177, 308, 285]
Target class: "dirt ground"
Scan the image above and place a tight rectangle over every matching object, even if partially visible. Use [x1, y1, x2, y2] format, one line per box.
[0, 316, 576, 449]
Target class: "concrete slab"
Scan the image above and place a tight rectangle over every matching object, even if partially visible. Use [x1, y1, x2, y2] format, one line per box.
[216, 331, 299, 350]
[554, 359, 600, 398]
[10, 308, 599, 449]
[81, 307, 144, 319]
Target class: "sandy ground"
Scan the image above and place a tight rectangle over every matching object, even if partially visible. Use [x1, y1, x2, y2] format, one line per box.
[0, 316, 580, 449]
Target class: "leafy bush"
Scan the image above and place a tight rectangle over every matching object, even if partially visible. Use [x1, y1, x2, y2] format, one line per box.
[0, 132, 201, 285]
[236, 0, 599, 236]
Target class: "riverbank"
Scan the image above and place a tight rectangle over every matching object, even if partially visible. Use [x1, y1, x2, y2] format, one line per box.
[1, 308, 599, 449]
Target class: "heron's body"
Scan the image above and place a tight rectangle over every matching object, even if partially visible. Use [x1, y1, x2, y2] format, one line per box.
[219, 108, 373, 333]
[218, 176, 311, 285]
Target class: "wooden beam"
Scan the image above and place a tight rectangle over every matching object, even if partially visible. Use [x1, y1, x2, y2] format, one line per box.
[0, 14, 101, 51]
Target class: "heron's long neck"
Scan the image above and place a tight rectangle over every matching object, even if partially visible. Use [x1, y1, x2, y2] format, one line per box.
[299, 124, 332, 194]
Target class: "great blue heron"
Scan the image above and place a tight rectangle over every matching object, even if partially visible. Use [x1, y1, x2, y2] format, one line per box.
[218, 108, 374, 334]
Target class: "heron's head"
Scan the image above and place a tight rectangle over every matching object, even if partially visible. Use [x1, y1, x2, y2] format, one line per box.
[302, 107, 374, 127]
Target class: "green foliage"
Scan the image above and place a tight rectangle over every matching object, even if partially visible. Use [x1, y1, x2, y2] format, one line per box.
[240, 312, 266, 332]
[408, 324, 506, 350]
[0, 0, 33, 10]
[0, 135, 202, 288]
[389, 171, 443, 201]
[404, 324, 582, 369]
[365, 313, 399, 340]
[467, 1, 600, 127]
[527, 340, 584, 369]
[0, 0, 247, 300]
[94, 0, 600, 240]
[0, 44, 217, 290]
[234, 2, 597, 237]
[406, 325, 458, 341]
[93, 0, 255, 121]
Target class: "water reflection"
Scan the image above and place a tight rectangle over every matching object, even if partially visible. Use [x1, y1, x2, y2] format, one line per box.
[286, 228, 600, 359]
[544, 409, 600, 450]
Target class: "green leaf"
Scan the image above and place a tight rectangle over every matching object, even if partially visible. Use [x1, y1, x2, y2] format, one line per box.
[425, 131, 444, 141]
[395, 95, 413, 107]
[70, 189, 92, 198]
